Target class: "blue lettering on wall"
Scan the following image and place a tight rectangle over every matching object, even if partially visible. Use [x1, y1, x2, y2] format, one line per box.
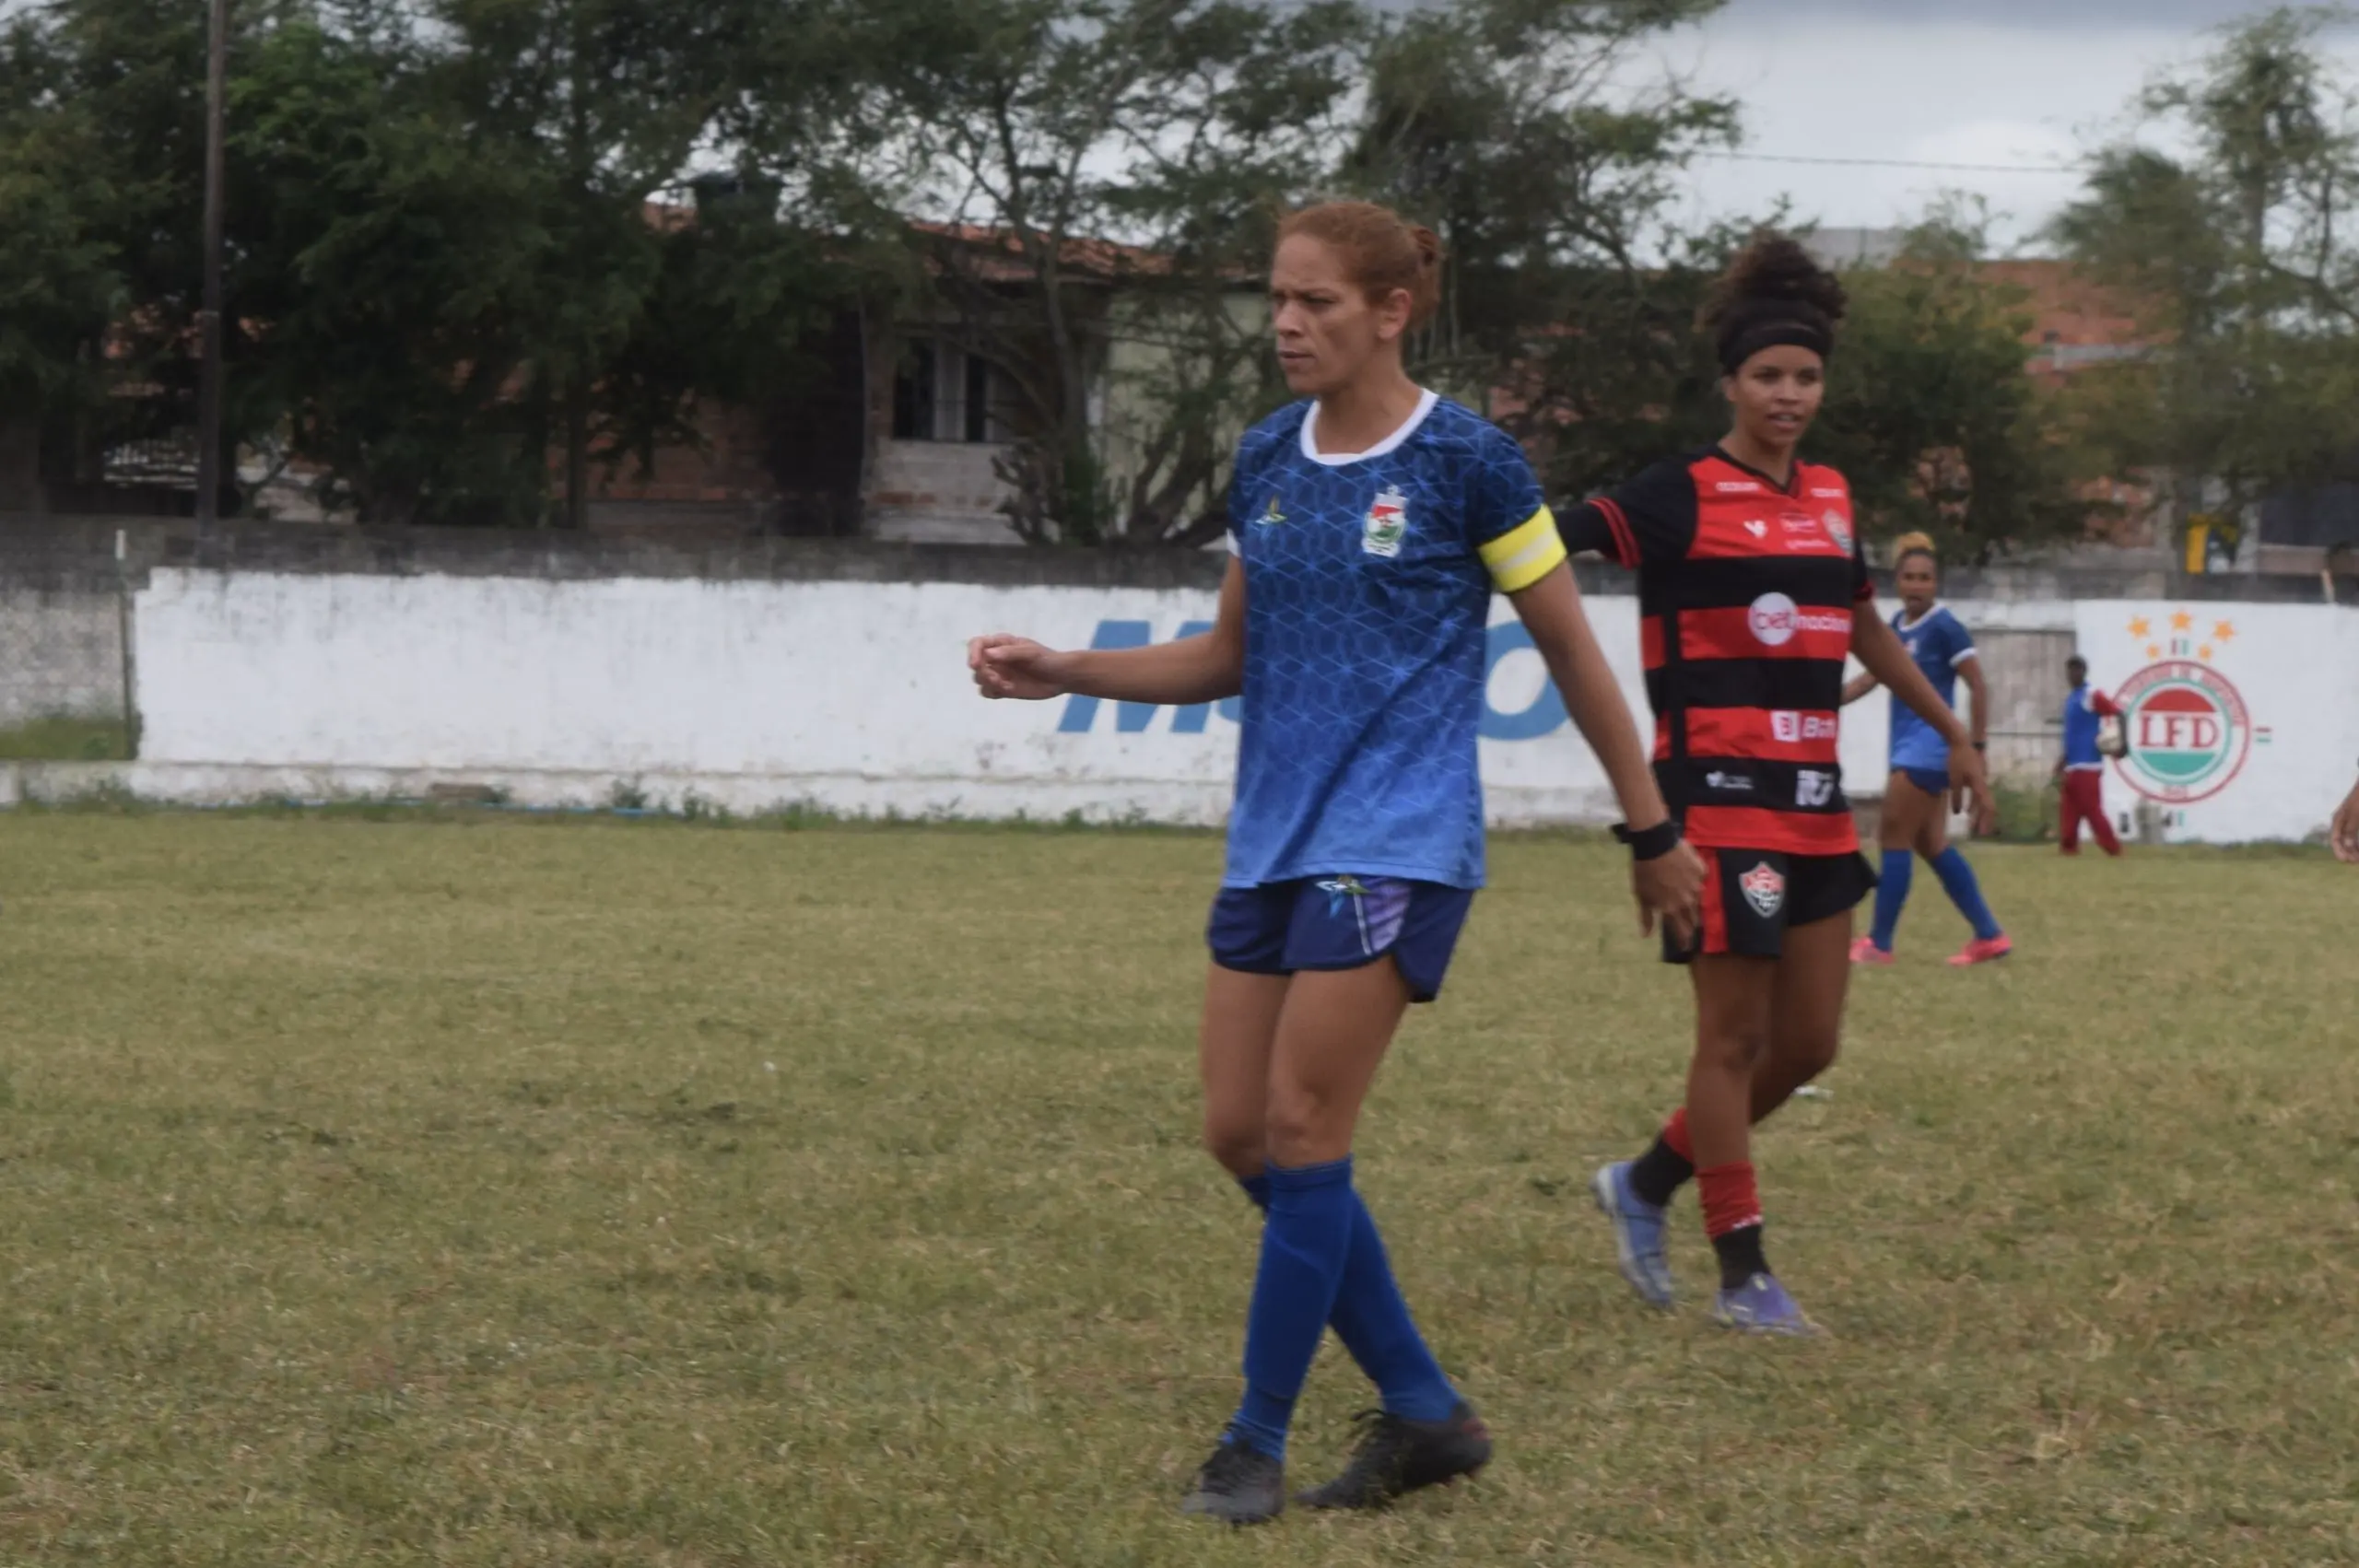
[1055, 619, 1570, 739]
[1480, 623, 1569, 742]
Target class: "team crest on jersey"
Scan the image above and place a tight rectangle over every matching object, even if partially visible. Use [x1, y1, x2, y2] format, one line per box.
[1738, 860, 1787, 919]
[1822, 510, 1853, 554]
[1260, 494, 1286, 526]
[1363, 486, 1409, 557]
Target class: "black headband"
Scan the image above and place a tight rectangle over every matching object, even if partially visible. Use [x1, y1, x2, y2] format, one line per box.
[1717, 308, 1835, 374]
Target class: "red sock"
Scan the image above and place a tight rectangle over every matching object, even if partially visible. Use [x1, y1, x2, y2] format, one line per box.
[1661, 1107, 1693, 1163]
[1696, 1162, 1762, 1239]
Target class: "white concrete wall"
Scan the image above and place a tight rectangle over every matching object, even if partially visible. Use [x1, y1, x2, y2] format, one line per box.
[121, 568, 2357, 842]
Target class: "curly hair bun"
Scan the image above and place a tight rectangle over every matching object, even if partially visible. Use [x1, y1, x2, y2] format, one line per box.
[1706, 232, 1847, 372]
[1711, 234, 1848, 327]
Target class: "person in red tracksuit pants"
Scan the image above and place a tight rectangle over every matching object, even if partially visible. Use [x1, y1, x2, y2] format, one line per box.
[2056, 656, 2123, 855]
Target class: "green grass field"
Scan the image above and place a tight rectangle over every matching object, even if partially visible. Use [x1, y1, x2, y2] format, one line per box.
[1, 811, 2353, 1566]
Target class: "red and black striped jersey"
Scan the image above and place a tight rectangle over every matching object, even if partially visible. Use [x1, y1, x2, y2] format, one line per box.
[1563, 447, 1872, 857]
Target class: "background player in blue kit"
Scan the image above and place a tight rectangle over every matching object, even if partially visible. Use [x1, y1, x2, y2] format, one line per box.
[968, 200, 1704, 1526]
[1842, 532, 2011, 966]
[2056, 655, 2127, 857]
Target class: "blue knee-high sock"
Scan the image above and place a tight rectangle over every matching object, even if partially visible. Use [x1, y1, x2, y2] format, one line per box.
[1236, 1175, 1457, 1422]
[1871, 848, 1913, 951]
[1226, 1158, 1356, 1461]
[1930, 846, 2001, 941]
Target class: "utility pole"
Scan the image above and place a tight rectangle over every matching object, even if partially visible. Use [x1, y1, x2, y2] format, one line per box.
[194, 0, 229, 544]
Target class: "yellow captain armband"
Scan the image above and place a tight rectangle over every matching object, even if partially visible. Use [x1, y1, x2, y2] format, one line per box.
[1480, 506, 1567, 593]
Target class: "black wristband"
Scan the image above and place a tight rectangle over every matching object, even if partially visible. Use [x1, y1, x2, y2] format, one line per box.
[1614, 819, 1684, 862]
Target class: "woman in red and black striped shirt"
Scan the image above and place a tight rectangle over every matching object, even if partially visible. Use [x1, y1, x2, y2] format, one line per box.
[1565, 236, 1995, 1334]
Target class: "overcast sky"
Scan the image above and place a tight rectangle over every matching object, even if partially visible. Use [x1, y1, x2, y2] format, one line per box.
[1652, 0, 2359, 251]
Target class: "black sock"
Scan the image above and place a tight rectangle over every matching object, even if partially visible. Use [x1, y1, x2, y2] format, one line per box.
[1711, 1223, 1769, 1291]
[1627, 1135, 1695, 1210]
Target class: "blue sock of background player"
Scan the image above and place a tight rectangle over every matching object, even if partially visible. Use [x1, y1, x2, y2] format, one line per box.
[1871, 848, 1913, 951]
[1929, 845, 2001, 942]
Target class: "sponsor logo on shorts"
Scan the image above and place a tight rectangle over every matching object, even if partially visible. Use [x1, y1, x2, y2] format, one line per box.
[1748, 593, 1850, 648]
[1739, 861, 1787, 919]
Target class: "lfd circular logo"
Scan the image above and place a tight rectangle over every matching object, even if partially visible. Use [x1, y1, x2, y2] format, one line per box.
[2114, 660, 2252, 803]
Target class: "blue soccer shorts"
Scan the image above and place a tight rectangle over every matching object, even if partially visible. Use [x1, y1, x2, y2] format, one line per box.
[1898, 766, 1952, 800]
[1206, 875, 1476, 1002]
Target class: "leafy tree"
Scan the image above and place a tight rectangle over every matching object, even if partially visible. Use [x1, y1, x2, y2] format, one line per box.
[230, 10, 559, 523]
[2048, 5, 2359, 546]
[1814, 218, 2106, 560]
[0, 0, 876, 525]
[874, 0, 1368, 545]
[1344, 0, 1738, 395]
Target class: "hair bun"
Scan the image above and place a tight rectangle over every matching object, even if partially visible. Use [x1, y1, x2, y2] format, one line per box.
[1720, 234, 1848, 322]
[1410, 226, 1443, 273]
[1894, 531, 1936, 557]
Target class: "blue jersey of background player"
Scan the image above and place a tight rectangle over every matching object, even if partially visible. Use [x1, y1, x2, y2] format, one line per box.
[1841, 533, 2010, 965]
[1887, 602, 1975, 790]
[967, 200, 1701, 1526]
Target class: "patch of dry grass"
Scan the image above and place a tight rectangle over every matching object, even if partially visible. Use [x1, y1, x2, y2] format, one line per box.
[0, 813, 2352, 1564]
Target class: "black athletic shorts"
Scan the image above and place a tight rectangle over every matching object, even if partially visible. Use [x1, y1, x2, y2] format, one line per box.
[1661, 848, 1879, 965]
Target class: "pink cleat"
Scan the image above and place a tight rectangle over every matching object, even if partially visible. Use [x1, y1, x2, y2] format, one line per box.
[1848, 936, 1895, 966]
[1948, 934, 2013, 966]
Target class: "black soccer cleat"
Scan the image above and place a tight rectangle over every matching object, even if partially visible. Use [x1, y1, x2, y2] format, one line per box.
[1180, 1439, 1286, 1526]
[1295, 1400, 1493, 1511]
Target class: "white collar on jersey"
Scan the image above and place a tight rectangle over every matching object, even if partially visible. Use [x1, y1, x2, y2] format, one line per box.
[1299, 388, 1439, 467]
[1896, 601, 1944, 633]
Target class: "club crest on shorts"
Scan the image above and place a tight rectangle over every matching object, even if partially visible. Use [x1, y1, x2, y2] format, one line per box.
[1739, 860, 1787, 919]
[1363, 486, 1408, 557]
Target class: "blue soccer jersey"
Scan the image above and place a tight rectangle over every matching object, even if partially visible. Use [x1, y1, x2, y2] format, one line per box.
[2061, 684, 2115, 770]
[1221, 392, 1564, 889]
[1887, 603, 1976, 772]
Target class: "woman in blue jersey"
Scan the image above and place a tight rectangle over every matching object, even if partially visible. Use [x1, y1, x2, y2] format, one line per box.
[1840, 532, 2010, 965]
[968, 200, 1705, 1526]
